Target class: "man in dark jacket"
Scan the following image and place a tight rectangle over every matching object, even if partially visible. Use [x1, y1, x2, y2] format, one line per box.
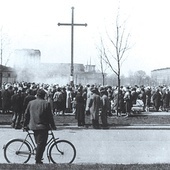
[1, 84, 13, 114]
[23, 89, 56, 164]
[152, 89, 162, 112]
[75, 87, 85, 126]
[11, 87, 25, 129]
[100, 88, 110, 128]
[23, 89, 36, 111]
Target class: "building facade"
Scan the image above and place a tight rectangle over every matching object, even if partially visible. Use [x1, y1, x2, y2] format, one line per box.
[151, 67, 170, 85]
[0, 65, 17, 86]
[39, 63, 104, 85]
[12, 49, 104, 85]
[13, 49, 41, 68]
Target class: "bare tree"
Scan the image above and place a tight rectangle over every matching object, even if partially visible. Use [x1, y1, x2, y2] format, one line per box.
[102, 16, 130, 87]
[133, 70, 151, 86]
[99, 51, 106, 86]
[134, 70, 146, 85]
[100, 13, 131, 114]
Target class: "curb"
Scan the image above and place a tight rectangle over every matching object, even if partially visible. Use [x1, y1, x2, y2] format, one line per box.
[1, 124, 170, 130]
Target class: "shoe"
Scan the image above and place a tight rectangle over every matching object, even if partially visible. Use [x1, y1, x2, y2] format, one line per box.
[15, 125, 22, 129]
[36, 161, 43, 164]
[94, 126, 101, 129]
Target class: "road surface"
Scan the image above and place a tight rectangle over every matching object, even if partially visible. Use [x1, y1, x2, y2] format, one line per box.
[1, 128, 170, 164]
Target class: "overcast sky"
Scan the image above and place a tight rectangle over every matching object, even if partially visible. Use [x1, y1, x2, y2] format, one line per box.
[0, 0, 170, 76]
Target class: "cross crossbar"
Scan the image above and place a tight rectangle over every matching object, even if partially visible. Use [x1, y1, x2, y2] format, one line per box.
[58, 23, 87, 27]
[58, 7, 87, 86]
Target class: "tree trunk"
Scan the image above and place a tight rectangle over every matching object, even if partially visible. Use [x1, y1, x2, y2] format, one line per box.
[102, 73, 105, 86]
[117, 74, 121, 116]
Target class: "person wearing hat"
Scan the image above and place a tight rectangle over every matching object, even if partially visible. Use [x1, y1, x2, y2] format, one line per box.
[1, 84, 13, 114]
[152, 88, 162, 112]
[123, 86, 132, 117]
[75, 87, 85, 127]
[53, 87, 64, 115]
[23, 89, 36, 111]
[162, 88, 170, 112]
[100, 88, 109, 128]
[23, 89, 56, 164]
[87, 87, 101, 129]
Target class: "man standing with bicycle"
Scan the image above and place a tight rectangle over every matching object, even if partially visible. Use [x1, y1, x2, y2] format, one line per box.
[23, 88, 56, 164]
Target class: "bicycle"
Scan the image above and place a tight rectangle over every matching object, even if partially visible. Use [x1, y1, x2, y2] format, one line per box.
[3, 129, 76, 164]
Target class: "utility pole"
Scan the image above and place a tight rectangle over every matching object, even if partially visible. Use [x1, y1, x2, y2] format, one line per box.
[58, 7, 87, 86]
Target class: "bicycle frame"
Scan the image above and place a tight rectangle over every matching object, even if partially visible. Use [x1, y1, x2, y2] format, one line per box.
[46, 130, 60, 162]
[4, 129, 76, 164]
[23, 130, 59, 163]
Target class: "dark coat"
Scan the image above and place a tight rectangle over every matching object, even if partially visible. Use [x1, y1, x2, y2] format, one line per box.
[113, 91, 124, 112]
[23, 94, 36, 111]
[1, 89, 12, 110]
[24, 97, 56, 130]
[11, 92, 25, 113]
[131, 91, 138, 105]
[100, 94, 109, 127]
[75, 92, 85, 125]
[152, 91, 162, 111]
[145, 89, 151, 107]
[61, 90, 67, 110]
[162, 92, 170, 108]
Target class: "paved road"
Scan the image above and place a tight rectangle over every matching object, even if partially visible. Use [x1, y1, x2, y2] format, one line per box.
[1, 128, 170, 164]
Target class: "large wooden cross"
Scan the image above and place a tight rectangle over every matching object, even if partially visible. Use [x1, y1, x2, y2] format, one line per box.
[58, 7, 87, 86]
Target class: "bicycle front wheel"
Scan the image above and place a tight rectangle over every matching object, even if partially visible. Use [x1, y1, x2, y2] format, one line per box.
[3, 139, 32, 163]
[49, 140, 76, 164]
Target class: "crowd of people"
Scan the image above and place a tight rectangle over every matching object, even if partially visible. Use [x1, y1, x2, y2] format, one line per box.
[1, 81, 169, 164]
[0, 81, 170, 129]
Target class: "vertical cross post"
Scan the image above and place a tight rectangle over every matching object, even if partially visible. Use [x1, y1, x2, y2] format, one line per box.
[58, 7, 87, 86]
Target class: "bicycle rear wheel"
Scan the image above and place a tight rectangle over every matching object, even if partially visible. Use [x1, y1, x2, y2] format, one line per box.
[49, 140, 76, 164]
[3, 139, 32, 163]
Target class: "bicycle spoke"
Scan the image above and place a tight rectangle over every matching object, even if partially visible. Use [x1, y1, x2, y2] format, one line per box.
[4, 139, 31, 163]
[4, 131, 76, 164]
[49, 140, 76, 164]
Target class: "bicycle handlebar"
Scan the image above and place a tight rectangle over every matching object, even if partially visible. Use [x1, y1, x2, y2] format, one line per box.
[22, 126, 29, 132]
[22, 125, 56, 132]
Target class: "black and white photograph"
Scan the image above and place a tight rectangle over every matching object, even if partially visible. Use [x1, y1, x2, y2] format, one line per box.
[0, 0, 170, 169]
